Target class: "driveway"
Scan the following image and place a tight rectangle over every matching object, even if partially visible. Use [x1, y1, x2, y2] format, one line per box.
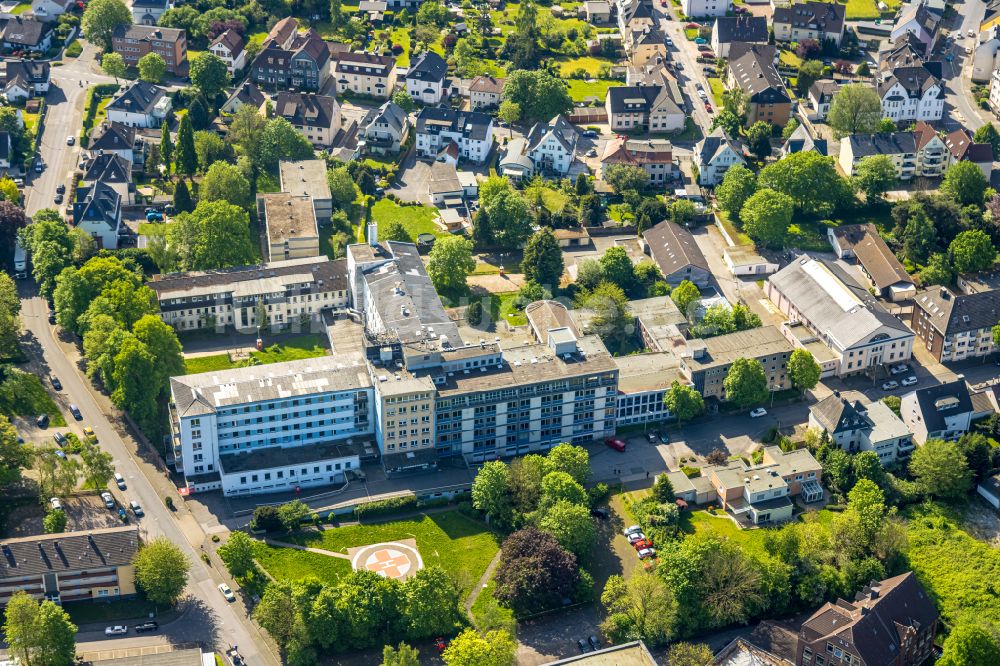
[392, 153, 435, 203]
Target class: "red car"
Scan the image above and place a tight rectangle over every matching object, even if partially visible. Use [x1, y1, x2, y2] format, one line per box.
[633, 538, 653, 550]
[604, 437, 626, 452]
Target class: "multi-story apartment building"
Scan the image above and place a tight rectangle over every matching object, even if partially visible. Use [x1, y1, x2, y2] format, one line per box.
[680, 326, 794, 401]
[169, 355, 372, 495]
[278, 159, 333, 224]
[259, 193, 321, 262]
[468, 75, 504, 110]
[766, 256, 915, 377]
[105, 81, 171, 129]
[694, 128, 747, 186]
[809, 394, 915, 465]
[681, 0, 730, 19]
[772, 0, 846, 46]
[111, 25, 189, 76]
[839, 130, 947, 180]
[601, 137, 673, 187]
[360, 101, 409, 156]
[415, 107, 494, 164]
[149, 256, 350, 333]
[405, 51, 449, 104]
[333, 52, 397, 99]
[249, 18, 331, 92]
[0, 528, 139, 606]
[727, 44, 792, 126]
[911, 287, 1000, 362]
[901, 379, 977, 444]
[878, 64, 943, 123]
[273, 91, 342, 147]
[499, 115, 578, 180]
[605, 84, 685, 133]
[208, 28, 246, 77]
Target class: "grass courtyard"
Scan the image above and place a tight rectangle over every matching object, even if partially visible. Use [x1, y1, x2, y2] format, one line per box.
[259, 511, 500, 596]
[182, 334, 328, 375]
[372, 199, 446, 240]
[566, 78, 616, 103]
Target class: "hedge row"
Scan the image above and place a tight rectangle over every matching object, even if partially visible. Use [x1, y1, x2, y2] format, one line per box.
[353, 494, 417, 519]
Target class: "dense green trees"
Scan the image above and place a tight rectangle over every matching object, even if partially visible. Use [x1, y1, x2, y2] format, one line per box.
[138, 52, 166, 83]
[757, 151, 849, 217]
[909, 439, 972, 500]
[671, 280, 701, 318]
[81, 0, 131, 49]
[722, 358, 769, 408]
[740, 188, 793, 247]
[501, 70, 572, 122]
[167, 200, 257, 271]
[942, 161, 988, 206]
[521, 228, 564, 288]
[788, 349, 821, 394]
[3, 591, 77, 666]
[190, 53, 230, 99]
[494, 526, 581, 616]
[663, 381, 705, 425]
[442, 628, 516, 666]
[601, 571, 676, 645]
[133, 537, 190, 606]
[201, 162, 252, 210]
[477, 176, 532, 249]
[715, 165, 757, 219]
[852, 155, 898, 202]
[949, 229, 996, 273]
[938, 624, 1000, 666]
[427, 236, 475, 295]
[827, 84, 883, 138]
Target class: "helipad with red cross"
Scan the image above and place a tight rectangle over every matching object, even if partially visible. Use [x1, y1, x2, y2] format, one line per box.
[348, 539, 423, 581]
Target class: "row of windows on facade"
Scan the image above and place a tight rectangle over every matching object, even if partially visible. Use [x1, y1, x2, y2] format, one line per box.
[435, 381, 611, 410]
[168, 290, 342, 306]
[386, 415, 431, 426]
[385, 438, 432, 450]
[239, 461, 352, 484]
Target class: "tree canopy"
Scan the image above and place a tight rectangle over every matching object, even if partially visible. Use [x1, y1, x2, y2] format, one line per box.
[827, 84, 883, 139]
[722, 358, 769, 409]
[740, 188, 793, 248]
[427, 236, 475, 295]
[501, 71, 572, 122]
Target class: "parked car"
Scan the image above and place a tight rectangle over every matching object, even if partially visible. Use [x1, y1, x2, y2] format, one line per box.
[882, 381, 899, 391]
[36, 414, 49, 428]
[627, 531, 647, 544]
[623, 525, 642, 536]
[129, 500, 143, 517]
[56, 183, 65, 194]
[697, 89, 708, 99]
[577, 639, 590, 653]
[55, 449, 67, 459]
[83, 426, 96, 441]
[48, 311, 56, 325]
[69, 404, 82, 420]
[585, 147, 597, 157]
[66, 135, 74, 145]
[589, 636, 602, 650]
[637, 547, 656, 559]
[902, 376, 918, 387]
[53, 432, 67, 446]
[705, 103, 713, 113]
[54, 193, 63, 204]
[604, 437, 626, 452]
[694, 37, 707, 44]
[646, 432, 657, 443]
[50, 375, 61, 390]
[219, 583, 236, 602]
[104, 625, 127, 636]
[633, 538, 653, 550]
[750, 407, 767, 418]
[135, 621, 159, 633]
[49, 497, 61, 510]
[590, 507, 610, 519]
[665, 37, 673, 46]
[101, 491, 115, 509]
[582, 129, 598, 138]
[658, 431, 669, 443]
[114, 472, 126, 490]
[890, 364, 910, 375]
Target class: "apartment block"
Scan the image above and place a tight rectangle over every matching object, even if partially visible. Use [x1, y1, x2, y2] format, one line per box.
[111, 25, 188, 76]
[278, 159, 334, 224]
[680, 326, 794, 401]
[259, 193, 321, 262]
[809, 393, 914, 464]
[911, 287, 1000, 362]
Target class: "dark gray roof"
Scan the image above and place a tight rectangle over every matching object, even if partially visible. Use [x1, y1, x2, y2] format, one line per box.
[225, 80, 266, 109]
[150, 257, 349, 299]
[83, 152, 132, 184]
[113, 24, 185, 44]
[1, 58, 49, 86]
[782, 123, 828, 156]
[131, 0, 168, 8]
[909, 379, 974, 433]
[728, 44, 790, 104]
[87, 121, 137, 152]
[415, 106, 492, 142]
[847, 131, 917, 157]
[895, 2, 940, 37]
[0, 132, 9, 163]
[0, 527, 139, 580]
[335, 51, 395, 75]
[879, 64, 939, 99]
[642, 220, 710, 279]
[220, 439, 366, 474]
[811, 394, 870, 434]
[714, 15, 768, 44]
[773, 0, 846, 35]
[606, 84, 675, 114]
[526, 115, 578, 155]
[406, 50, 447, 83]
[274, 91, 339, 129]
[72, 181, 121, 232]
[107, 81, 165, 116]
[368, 100, 407, 133]
[1, 17, 49, 47]
[915, 287, 1000, 336]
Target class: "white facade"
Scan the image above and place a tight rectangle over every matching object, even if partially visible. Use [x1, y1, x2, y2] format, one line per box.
[30, 0, 70, 19]
[415, 116, 494, 165]
[209, 40, 245, 77]
[880, 80, 943, 122]
[990, 67, 1000, 115]
[106, 97, 171, 129]
[695, 135, 745, 186]
[681, 0, 730, 18]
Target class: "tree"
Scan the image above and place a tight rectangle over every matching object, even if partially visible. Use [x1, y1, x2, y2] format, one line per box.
[254, 583, 298, 648]
[218, 531, 257, 579]
[383, 643, 421, 666]
[175, 115, 198, 176]
[33, 448, 80, 498]
[827, 84, 883, 139]
[494, 527, 580, 615]
[251, 505, 283, 532]
[173, 178, 193, 213]
[578, 281, 631, 350]
[403, 566, 462, 638]
[600, 571, 676, 646]
[79, 441, 114, 489]
[758, 151, 849, 217]
[81, 0, 131, 50]
[938, 624, 1000, 666]
[671, 280, 701, 319]
[3, 592, 77, 666]
[201, 162, 252, 210]
[190, 52, 229, 99]
[538, 500, 595, 557]
[132, 536, 189, 605]
[472, 460, 513, 526]
[391, 90, 416, 114]
[920, 252, 955, 286]
[722, 358, 769, 409]
[781, 117, 800, 141]
[160, 122, 173, 170]
[666, 643, 715, 666]
[194, 131, 231, 172]
[442, 628, 516, 666]
[715, 164, 757, 218]
[254, 118, 315, 172]
[943, 160, 988, 206]
[949, 229, 996, 273]
[903, 209, 936, 264]
[796, 59, 824, 96]
[479, 179, 531, 250]
[788, 348, 821, 394]
[0, 415, 30, 493]
[745, 121, 773, 160]
[522, 228, 564, 288]
[604, 164, 648, 195]
[137, 52, 166, 84]
[43, 508, 67, 533]
[427, 235, 475, 294]
[576, 258, 604, 291]
[540, 470, 587, 507]
[599, 246, 636, 294]
[168, 200, 256, 270]
[228, 105, 266, 163]
[672, 200, 697, 227]
[974, 123, 1000, 160]
[663, 381, 705, 425]
[852, 155, 898, 202]
[547, 444, 589, 486]
[379, 219, 412, 243]
[497, 100, 520, 134]
[876, 117, 897, 132]
[502, 71, 572, 123]
[327, 167, 359, 208]
[909, 439, 972, 500]
[740, 188, 793, 248]
[101, 51, 126, 82]
[0, 200, 26, 261]
[277, 499, 310, 531]
[652, 473, 675, 503]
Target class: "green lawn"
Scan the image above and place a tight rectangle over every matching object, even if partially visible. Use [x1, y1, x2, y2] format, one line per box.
[469, 572, 517, 633]
[556, 56, 613, 77]
[0, 370, 66, 426]
[22, 111, 39, 135]
[716, 210, 753, 246]
[785, 219, 836, 251]
[253, 542, 353, 584]
[372, 199, 445, 240]
[279, 511, 500, 596]
[182, 335, 328, 375]
[679, 509, 772, 558]
[567, 79, 616, 102]
[842, 0, 880, 19]
[9, 3, 31, 13]
[388, 27, 412, 68]
[496, 292, 528, 326]
[92, 96, 112, 128]
[684, 27, 699, 40]
[779, 49, 802, 69]
[247, 31, 269, 46]
[137, 222, 167, 237]
[707, 77, 726, 107]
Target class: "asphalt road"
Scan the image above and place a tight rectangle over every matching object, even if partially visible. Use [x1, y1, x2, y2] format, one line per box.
[657, 7, 714, 137]
[7, 290, 279, 665]
[941, 0, 989, 132]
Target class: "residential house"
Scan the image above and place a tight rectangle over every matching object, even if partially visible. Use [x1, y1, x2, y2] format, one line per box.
[468, 75, 504, 110]
[878, 64, 943, 123]
[624, 27, 667, 66]
[828, 224, 916, 301]
[752, 573, 938, 666]
[616, 0, 655, 36]
[333, 51, 396, 99]
[891, 0, 942, 51]
[499, 115, 578, 180]
[808, 80, 839, 120]
[249, 19, 331, 92]
[711, 15, 768, 58]
[809, 394, 915, 464]
[150, 256, 349, 333]
[209, 29, 246, 77]
[880, 31, 929, 72]
[415, 106, 494, 164]
[0, 132, 12, 169]
[945, 127, 994, 179]
[278, 159, 333, 224]
[405, 51, 449, 105]
[605, 84, 685, 132]
[911, 120, 949, 176]
[694, 128, 746, 186]
[765, 255, 915, 377]
[772, 1, 847, 46]
[0, 58, 49, 101]
[360, 100, 408, 156]
[601, 136, 673, 187]
[780, 123, 829, 157]
[0, 527, 139, 606]
[727, 44, 792, 126]
[221, 80, 267, 114]
[273, 91, 342, 147]
[901, 379, 976, 443]
[681, 326, 794, 401]
[81, 153, 134, 206]
[681, 0, 730, 19]
[30, 0, 72, 20]
[704, 446, 824, 524]
[723, 245, 779, 276]
[131, 0, 169, 25]
[87, 121, 144, 170]
[72, 181, 123, 249]
[640, 220, 712, 288]
[105, 81, 171, 129]
[911, 287, 1000, 362]
[1, 18, 53, 53]
[359, 0, 388, 21]
[259, 193, 321, 262]
[839, 130, 946, 180]
[111, 25, 189, 76]
[585, 0, 612, 23]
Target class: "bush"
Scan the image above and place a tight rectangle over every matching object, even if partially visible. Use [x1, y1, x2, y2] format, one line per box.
[211, 534, 220, 542]
[353, 495, 417, 519]
[587, 482, 610, 508]
[164, 496, 174, 510]
[681, 465, 701, 478]
[250, 505, 283, 532]
[417, 496, 451, 509]
[62, 432, 83, 454]
[64, 41, 82, 57]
